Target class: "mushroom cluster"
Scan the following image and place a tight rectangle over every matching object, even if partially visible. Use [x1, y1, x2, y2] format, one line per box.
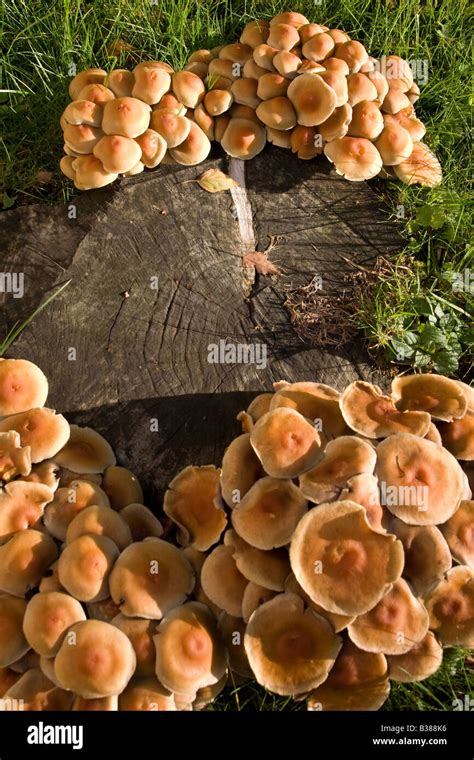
[0, 358, 472, 711]
[60, 11, 441, 190]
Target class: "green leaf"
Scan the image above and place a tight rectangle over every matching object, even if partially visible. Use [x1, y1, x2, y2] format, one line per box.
[2, 192, 16, 210]
[433, 349, 459, 374]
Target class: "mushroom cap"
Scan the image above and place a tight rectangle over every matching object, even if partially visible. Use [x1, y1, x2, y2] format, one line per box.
[200, 544, 248, 616]
[347, 100, 384, 139]
[256, 96, 296, 129]
[392, 373, 467, 422]
[318, 70, 349, 107]
[220, 117, 266, 159]
[284, 572, 355, 632]
[273, 50, 301, 78]
[102, 465, 144, 510]
[241, 583, 277, 624]
[111, 614, 156, 677]
[244, 592, 342, 696]
[135, 60, 174, 75]
[339, 473, 385, 532]
[61, 99, 103, 128]
[131, 66, 171, 105]
[220, 433, 264, 508]
[302, 33, 335, 62]
[224, 529, 291, 590]
[366, 70, 389, 103]
[75, 83, 115, 104]
[266, 126, 292, 148]
[0, 481, 53, 539]
[270, 12, 309, 28]
[20, 460, 60, 491]
[373, 123, 413, 166]
[375, 433, 465, 525]
[438, 411, 474, 461]
[440, 500, 474, 569]
[44, 479, 110, 541]
[63, 123, 103, 154]
[0, 595, 29, 666]
[153, 601, 227, 697]
[306, 636, 390, 711]
[66, 505, 132, 551]
[287, 73, 337, 126]
[271, 380, 349, 437]
[250, 407, 322, 478]
[22, 591, 86, 657]
[231, 476, 308, 549]
[163, 465, 227, 551]
[321, 56, 350, 75]
[0, 408, 70, 463]
[119, 504, 164, 541]
[71, 155, 118, 190]
[118, 677, 177, 710]
[58, 534, 119, 603]
[59, 155, 76, 181]
[240, 19, 270, 48]
[256, 72, 289, 99]
[0, 530, 58, 597]
[217, 612, 252, 677]
[392, 518, 452, 596]
[383, 111, 426, 142]
[188, 49, 215, 64]
[102, 97, 151, 138]
[38, 560, 63, 594]
[267, 23, 300, 51]
[290, 125, 322, 159]
[154, 92, 187, 114]
[385, 55, 414, 92]
[171, 71, 206, 108]
[149, 110, 191, 147]
[333, 40, 368, 72]
[425, 565, 474, 647]
[169, 120, 211, 164]
[228, 103, 262, 122]
[55, 619, 136, 698]
[290, 500, 404, 615]
[299, 436, 377, 503]
[3, 668, 74, 710]
[109, 538, 195, 619]
[69, 68, 107, 99]
[54, 424, 116, 474]
[381, 88, 411, 114]
[348, 578, 429, 654]
[230, 78, 260, 108]
[388, 630, 443, 682]
[324, 136, 383, 180]
[204, 89, 233, 115]
[346, 72, 378, 106]
[0, 359, 48, 417]
[340, 381, 431, 438]
[393, 142, 442, 186]
[105, 69, 135, 98]
[247, 393, 274, 421]
[93, 134, 142, 173]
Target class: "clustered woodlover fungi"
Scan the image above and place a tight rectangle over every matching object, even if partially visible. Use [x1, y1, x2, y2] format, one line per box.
[60, 11, 441, 190]
[0, 358, 472, 710]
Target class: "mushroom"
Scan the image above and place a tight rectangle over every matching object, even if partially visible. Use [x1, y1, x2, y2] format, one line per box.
[109, 538, 195, 619]
[59, 155, 77, 181]
[172, 71, 205, 107]
[75, 83, 115, 104]
[339, 381, 431, 438]
[290, 126, 322, 159]
[54, 424, 116, 474]
[284, 572, 355, 633]
[119, 504, 164, 541]
[193, 673, 227, 710]
[333, 40, 368, 72]
[61, 99, 103, 128]
[230, 78, 260, 108]
[366, 70, 389, 104]
[393, 142, 442, 186]
[241, 583, 277, 624]
[149, 110, 191, 147]
[153, 601, 227, 698]
[220, 117, 266, 159]
[224, 529, 291, 590]
[381, 88, 411, 114]
[163, 465, 227, 551]
[302, 33, 335, 62]
[256, 96, 296, 129]
[440, 501, 474, 569]
[385, 55, 413, 92]
[438, 411, 474, 461]
[298, 23, 329, 43]
[69, 68, 107, 99]
[0, 530, 58, 597]
[154, 92, 187, 115]
[192, 104, 214, 140]
[2, 668, 74, 710]
[246, 392, 274, 421]
[392, 518, 452, 596]
[387, 630, 443, 682]
[250, 407, 322, 478]
[65, 505, 132, 551]
[256, 72, 289, 99]
[266, 127, 292, 149]
[287, 73, 337, 126]
[425, 566, 474, 647]
[290, 501, 404, 616]
[200, 544, 248, 616]
[22, 592, 86, 657]
[0, 359, 48, 417]
[86, 597, 121, 623]
[58, 534, 119, 603]
[346, 72, 378, 106]
[111, 614, 156, 677]
[299, 436, 377, 503]
[240, 20, 270, 48]
[244, 592, 342, 695]
[119, 677, 177, 710]
[63, 123, 103, 154]
[339, 473, 385, 532]
[348, 578, 429, 654]
[93, 134, 143, 174]
[0, 408, 70, 463]
[375, 433, 465, 525]
[204, 89, 233, 115]
[44, 479, 110, 541]
[101, 97, 151, 138]
[0, 481, 53, 539]
[132, 65, 171, 105]
[306, 636, 390, 711]
[102, 465, 144, 509]
[270, 12, 309, 28]
[217, 612, 252, 677]
[71, 155, 118, 190]
[322, 57, 350, 75]
[0, 595, 29, 666]
[20, 460, 60, 491]
[347, 100, 384, 140]
[169, 121, 211, 164]
[373, 123, 413, 165]
[392, 374, 468, 422]
[55, 619, 136, 698]
[324, 136, 382, 180]
[271, 381, 349, 438]
[231, 477, 307, 549]
[38, 561, 63, 594]
[220, 433, 263, 508]
[105, 69, 135, 98]
[273, 50, 301, 78]
[267, 23, 300, 51]
[383, 111, 426, 142]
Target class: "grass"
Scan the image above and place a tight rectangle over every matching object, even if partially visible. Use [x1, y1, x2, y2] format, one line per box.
[0, 0, 473, 711]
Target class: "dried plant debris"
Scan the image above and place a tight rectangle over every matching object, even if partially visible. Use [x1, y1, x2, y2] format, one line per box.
[60, 13, 441, 191]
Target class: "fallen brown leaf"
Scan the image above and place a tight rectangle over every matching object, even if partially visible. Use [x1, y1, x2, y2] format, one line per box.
[243, 250, 282, 276]
[196, 168, 239, 193]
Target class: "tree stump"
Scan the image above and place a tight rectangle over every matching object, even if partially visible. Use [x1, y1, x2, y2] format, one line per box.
[0, 147, 400, 501]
